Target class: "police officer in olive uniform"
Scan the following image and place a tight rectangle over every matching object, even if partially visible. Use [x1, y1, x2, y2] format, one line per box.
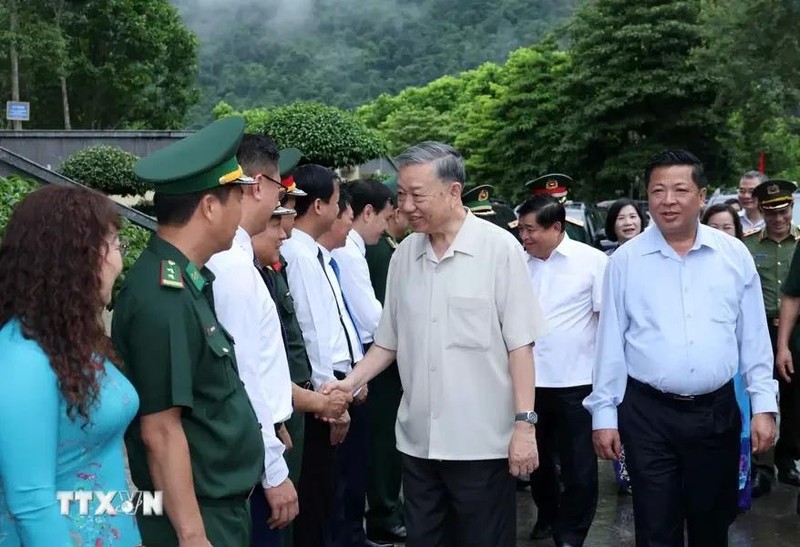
[751, 180, 800, 496]
[111, 117, 265, 546]
[524, 174, 591, 245]
[364, 175, 410, 543]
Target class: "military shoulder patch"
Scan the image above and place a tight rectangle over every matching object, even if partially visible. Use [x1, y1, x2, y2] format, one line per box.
[743, 228, 761, 238]
[508, 220, 519, 229]
[566, 217, 584, 228]
[160, 260, 184, 289]
[386, 235, 398, 249]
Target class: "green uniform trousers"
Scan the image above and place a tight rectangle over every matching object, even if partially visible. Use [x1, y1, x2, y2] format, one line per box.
[365, 362, 404, 532]
[136, 498, 251, 546]
[280, 409, 305, 547]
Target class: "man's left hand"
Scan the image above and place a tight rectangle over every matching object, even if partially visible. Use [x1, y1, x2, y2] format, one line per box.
[508, 423, 538, 477]
[751, 412, 776, 454]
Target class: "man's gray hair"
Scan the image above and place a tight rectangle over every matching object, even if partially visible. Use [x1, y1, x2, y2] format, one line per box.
[395, 141, 466, 184]
[741, 170, 768, 184]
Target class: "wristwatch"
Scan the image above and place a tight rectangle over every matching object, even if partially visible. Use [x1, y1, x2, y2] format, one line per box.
[515, 411, 538, 425]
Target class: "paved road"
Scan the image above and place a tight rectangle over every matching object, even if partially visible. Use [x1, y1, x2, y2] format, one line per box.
[514, 462, 800, 546]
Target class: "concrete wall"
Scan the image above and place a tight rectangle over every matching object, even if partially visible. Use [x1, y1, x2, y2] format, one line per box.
[0, 130, 192, 171]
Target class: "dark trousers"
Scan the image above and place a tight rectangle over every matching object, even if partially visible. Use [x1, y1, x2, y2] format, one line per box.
[620, 377, 740, 547]
[776, 323, 800, 470]
[281, 407, 306, 547]
[530, 385, 598, 546]
[366, 362, 404, 533]
[331, 369, 371, 547]
[294, 413, 336, 547]
[251, 487, 282, 547]
[402, 455, 515, 547]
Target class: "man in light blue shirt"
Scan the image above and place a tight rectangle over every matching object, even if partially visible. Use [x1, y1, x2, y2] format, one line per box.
[584, 150, 777, 547]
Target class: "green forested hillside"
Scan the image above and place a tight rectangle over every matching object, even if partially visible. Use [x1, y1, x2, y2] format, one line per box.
[171, 0, 581, 126]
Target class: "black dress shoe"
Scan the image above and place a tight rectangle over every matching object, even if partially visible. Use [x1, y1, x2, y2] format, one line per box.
[364, 539, 394, 547]
[367, 524, 407, 543]
[778, 468, 800, 487]
[529, 522, 554, 540]
[751, 472, 773, 498]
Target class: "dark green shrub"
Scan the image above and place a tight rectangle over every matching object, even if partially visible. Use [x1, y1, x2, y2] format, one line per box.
[59, 146, 148, 197]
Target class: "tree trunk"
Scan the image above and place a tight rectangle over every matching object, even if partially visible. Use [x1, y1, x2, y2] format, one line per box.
[61, 75, 71, 129]
[9, 0, 22, 130]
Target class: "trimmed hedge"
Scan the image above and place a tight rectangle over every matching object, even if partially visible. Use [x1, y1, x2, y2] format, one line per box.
[0, 175, 151, 307]
[59, 145, 148, 197]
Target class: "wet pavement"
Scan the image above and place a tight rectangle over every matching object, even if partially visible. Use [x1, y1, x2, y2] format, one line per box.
[514, 461, 800, 546]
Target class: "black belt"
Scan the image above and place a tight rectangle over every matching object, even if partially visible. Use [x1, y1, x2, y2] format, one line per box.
[627, 377, 733, 405]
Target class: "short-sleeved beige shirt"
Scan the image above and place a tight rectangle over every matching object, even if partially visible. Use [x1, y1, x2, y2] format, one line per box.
[375, 210, 548, 460]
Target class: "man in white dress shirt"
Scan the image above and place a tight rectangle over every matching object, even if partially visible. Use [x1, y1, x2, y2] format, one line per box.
[280, 164, 352, 547]
[205, 134, 299, 546]
[584, 150, 777, 546]
[329, 179, 395, 547]
[518, 194, 606, 547]
[323, 142, 548, 547]
[737, 170, 767, 233]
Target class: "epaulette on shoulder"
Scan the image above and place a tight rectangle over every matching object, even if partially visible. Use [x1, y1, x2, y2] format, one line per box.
[743, 228, 761, 238]
[160, 259, 185, 289]
[566, 217, 584, 228]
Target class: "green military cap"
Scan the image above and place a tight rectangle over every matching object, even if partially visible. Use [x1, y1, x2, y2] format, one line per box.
[279, 148, 303, 178]
[134, 116, 256, 195]
[462, 184, 495, 216]
[753, 179, 798, 211]
[272, 204, 296, 217]
[382, 175, 398, 197]
[524, 173, 573, 201]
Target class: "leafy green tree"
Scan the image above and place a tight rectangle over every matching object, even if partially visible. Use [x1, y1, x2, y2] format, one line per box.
[559, 0, 730, 199]
[0, 0, 199, 129]
[215, 101, 388, 168]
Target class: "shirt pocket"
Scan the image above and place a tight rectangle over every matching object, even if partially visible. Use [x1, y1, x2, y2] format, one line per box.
[446, 296, 492, 351]
[279, 291, 296, 317]
[203, 322, 238, 398]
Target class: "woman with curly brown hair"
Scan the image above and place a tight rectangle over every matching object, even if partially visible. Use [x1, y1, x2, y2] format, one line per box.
[0, 185, 141, 546]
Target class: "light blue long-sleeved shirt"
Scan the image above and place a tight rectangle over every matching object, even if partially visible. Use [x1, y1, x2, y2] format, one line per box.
[583, 223, 779, 430]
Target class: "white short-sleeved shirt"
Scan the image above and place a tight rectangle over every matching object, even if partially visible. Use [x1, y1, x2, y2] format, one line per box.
[526, 235, 608, 387]
[375, 210, 548, 460]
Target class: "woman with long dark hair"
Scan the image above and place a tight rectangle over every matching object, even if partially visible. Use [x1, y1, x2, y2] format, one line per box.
[604, 198, 648, 254]
[0, 185, 141, 545]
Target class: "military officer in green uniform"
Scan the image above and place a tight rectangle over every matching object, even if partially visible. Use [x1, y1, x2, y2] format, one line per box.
[364, 175, 410, 543]
[111, 117, 265, 546]
[462, 184, 522, 240]
[751, 179, 800, 496]
[524, 173, 591, 244]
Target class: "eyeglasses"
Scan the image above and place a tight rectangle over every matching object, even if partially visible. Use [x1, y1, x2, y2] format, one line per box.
[107, 237, 130, 258]
[255, 173, 287, 201]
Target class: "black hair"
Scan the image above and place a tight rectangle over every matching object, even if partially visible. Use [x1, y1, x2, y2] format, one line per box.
[701, 203, 743, 240]
[724, 198, 741, 207]
[644, 150, 707, 189]
[153, 185, 236, 227]
[236, 133, 280, 175]
[292, 164, 338, 217]
[517, 194, 566, 232]
[604, 198, 648, 242]
[337, 183, 351, 219]
[346, 179, 393, 218]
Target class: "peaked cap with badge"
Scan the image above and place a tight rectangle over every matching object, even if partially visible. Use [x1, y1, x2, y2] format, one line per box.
[462, 184, 496, 216]
[278, 147, 307, 197]
[272, 204, 297, 217]
[753, 179, 798, 211]
[525, 173, 573, 202]
[134, 116, 257, 195]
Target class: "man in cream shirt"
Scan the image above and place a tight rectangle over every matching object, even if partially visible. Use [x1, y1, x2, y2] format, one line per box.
[323, 142, 547, 547]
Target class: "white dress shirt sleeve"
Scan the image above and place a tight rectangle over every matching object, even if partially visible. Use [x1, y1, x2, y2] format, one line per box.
[333, 242, 383, 342]
[592, 253, 608, 312]
[584, 253, 630, 430]
[736, 252, 779, 415]
[210, 261, 289, 488]
[374, 253, 399, 351]
[285, 254, 336, 389]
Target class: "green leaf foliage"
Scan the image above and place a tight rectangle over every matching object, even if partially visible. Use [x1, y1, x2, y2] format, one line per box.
[173, 0, 582, 126]
[59, 146, 148, 197]
[0, 0, 199, 129]
[0, 175, 39, 238]
[215, 101, 388, 168]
